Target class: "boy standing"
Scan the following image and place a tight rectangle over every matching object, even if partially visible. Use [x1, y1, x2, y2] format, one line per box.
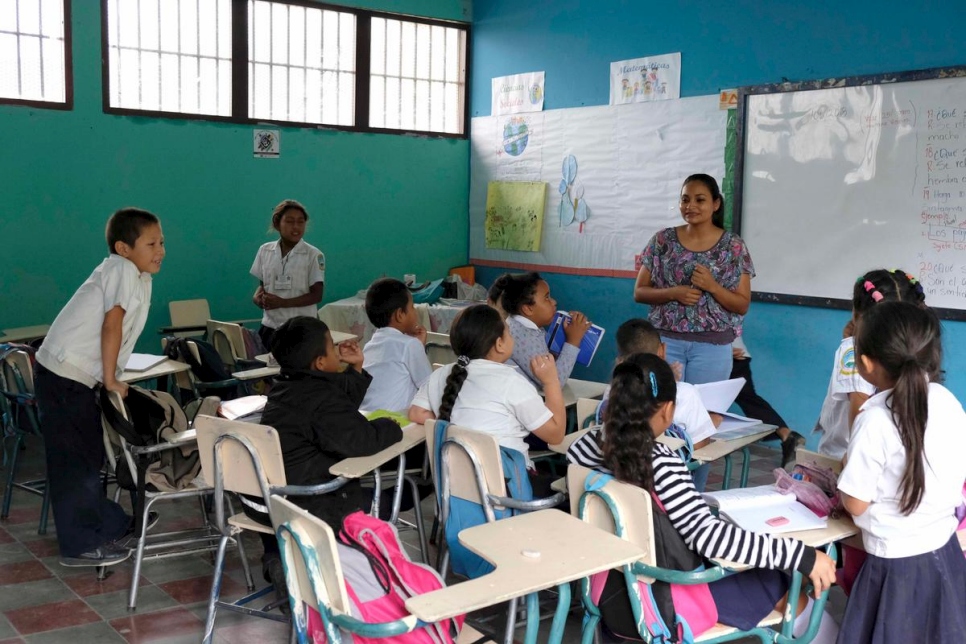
[360, 278, 432, 412]
[35, 208, 164, 566]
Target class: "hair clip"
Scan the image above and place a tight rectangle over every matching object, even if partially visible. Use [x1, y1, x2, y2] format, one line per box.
[863, 280, 884, 302]
[649, 372, 659, 397]
[456, 355, 470, 367]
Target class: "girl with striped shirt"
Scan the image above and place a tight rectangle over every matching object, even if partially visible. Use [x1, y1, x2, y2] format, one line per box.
[575, 353, 838, 640]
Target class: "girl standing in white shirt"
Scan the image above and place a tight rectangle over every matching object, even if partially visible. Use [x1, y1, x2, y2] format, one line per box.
[408, 304, 567, 491]
[838, 301, 966, 643]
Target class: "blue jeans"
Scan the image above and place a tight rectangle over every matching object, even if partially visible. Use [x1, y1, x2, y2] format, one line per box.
[662, 337, 732, 385]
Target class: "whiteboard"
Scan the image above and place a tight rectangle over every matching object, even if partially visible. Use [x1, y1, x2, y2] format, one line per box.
[736, 69, 966, 315]
[470, 95, 727, 277]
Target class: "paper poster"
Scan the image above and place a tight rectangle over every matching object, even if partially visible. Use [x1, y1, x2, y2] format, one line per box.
[492, 71, 545, 116]
[609, 53, 680, 105]
[484, 181, 547, 251]
[719, 89, 738, 110]
[253, 129, 280, 158]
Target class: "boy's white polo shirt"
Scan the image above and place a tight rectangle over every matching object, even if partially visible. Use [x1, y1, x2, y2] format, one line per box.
[37, 254, 152, 387]
[411, 359, 552, 463]
[361, 327, 432, 412]
[816, 336, 876, 459]
[250, 238, 325, 329]
[839, 384, 966, 558]
[601, 380, 715, 444]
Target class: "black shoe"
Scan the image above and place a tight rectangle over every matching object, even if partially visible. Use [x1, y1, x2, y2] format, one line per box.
[266, 557, 291, 615]
[60, 542, 132, 567]
[781, 432, 807, 470]
[115, 512, 161, 549]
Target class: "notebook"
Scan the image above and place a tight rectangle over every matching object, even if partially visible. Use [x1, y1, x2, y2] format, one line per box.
[712, 412, 770, 440]
[694, 377, 746, 413]
[124, 353, 167, 372]
[545, 311, 606, 367]
[702, 485, 827, 534]
[219, 395, 267, 420]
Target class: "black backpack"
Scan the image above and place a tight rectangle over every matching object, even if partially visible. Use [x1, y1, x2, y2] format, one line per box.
[163, 336, 246, 400]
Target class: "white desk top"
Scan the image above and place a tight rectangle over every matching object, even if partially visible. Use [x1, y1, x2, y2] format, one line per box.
[119, 359, 191, 384]
[405, 509, 644, 623]
[692, 426, 775, 463]
[0, 325, 51, 343]
[562, 378, 608, 407]
[713, 515, 859, 571]
[329, 422, 426, 479]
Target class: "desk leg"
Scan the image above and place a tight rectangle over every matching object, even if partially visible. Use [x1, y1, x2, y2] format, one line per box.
[739, 446, 752, 488]
[389, 454, 406, 524]
[524, 592, 540, 644]
[722, 455, 733, 490]
[548, 582, 572, 644]
[371, 470, 382, 518]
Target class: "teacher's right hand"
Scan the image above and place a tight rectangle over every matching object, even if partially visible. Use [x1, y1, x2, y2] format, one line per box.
[673, 286, 702, 306]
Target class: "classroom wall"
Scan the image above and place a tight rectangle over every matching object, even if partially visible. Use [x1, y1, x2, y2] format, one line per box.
[471, 0, 966, 446]
[0, 0, 471, 351]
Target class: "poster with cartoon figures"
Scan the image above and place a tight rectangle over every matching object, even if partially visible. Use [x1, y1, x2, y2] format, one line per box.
[609, 53, 681, 105]
[492, 71, 545, 116]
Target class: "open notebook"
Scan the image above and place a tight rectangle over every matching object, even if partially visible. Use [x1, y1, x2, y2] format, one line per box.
[124, 353, 167, 372]
[703, 485, 827, 534]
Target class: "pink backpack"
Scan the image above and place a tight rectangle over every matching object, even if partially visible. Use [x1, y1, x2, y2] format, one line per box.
[307, 512, 464, 644]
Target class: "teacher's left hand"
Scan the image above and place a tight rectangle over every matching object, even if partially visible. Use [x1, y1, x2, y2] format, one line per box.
[690, 265, 719, 292]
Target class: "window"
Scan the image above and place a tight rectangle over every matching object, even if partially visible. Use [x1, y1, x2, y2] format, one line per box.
[0, 0, 71, 108]
[104, 0, 232, 116]
[102, 0, 468, 137]
[248, 0, 355, 126]
[369, 17, 465, 135]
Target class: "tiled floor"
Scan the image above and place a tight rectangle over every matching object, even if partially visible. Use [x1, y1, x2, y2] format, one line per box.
[0, 433, 840, 643]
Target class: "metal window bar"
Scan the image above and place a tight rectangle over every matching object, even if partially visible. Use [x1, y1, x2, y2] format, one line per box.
[15, 0, 22, 95]
[36, 0, 45, 97]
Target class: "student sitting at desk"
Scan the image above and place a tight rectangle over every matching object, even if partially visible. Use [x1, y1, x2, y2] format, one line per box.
[583, 353, 839, 642]
[360, 278, 432, 412]
[408, 304, 567, 496]
[240, 316, 402, 602]
[568, 319, 718, 491]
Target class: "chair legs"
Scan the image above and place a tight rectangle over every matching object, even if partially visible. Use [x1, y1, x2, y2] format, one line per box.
[203, 533, 231, 644]
[2, 432, 51, 534]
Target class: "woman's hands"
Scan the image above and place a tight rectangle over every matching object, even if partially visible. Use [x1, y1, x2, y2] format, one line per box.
[808, 550, 837, 598]
[673, 286, 702, 306]
[690, 265, 720, 293]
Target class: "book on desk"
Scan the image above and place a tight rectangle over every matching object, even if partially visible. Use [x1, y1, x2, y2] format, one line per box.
[124, 353, 168, 372]
[545, 311, 605, 367]
[703, 485, 827, 534]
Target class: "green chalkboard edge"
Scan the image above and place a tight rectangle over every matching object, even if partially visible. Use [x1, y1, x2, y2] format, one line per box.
[733, 64, 966, 319]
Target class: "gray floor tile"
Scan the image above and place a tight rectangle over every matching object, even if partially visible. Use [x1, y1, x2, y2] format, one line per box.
[0, 614, 19, 640]
[0, 541, 35, 565]
[138, 555, 214, 584]
[0, 577, 75, 612]
[24, 621, 126, 644]
[84, 585, 179, 621]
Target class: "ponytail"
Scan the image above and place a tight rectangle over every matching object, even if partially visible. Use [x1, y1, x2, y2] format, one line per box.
[854, 301, 941, 515]
[437, 305, 506, 422]
[601, 353, 676, 490]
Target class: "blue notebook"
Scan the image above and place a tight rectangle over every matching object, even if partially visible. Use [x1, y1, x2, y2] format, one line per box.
[545, 311, 606, 367]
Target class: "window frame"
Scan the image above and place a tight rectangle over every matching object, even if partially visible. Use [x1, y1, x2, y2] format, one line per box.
[99, 0, 470, 139]
[0, 0, 74, 110]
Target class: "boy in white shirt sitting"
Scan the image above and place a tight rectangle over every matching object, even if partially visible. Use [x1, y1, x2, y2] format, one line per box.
[34, 208, 165, 567]
[360, 278, 432, 412]
[568, 318, 719, 489]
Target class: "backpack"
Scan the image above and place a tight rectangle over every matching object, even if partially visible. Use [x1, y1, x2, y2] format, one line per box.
[163, 336, 244, 399]
[584, 472, 716, 643]
[306, 511, 464, 644]
[99, 386, 215, 492]
[431, 419, 533, 579]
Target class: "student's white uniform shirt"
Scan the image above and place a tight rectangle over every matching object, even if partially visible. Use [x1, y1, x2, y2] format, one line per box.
[815, 337, 876, 459]
[361, 327, 432, 412]
[410, 359, 552, 464]
[37, 255, 152, 388]
[250, 239, 325, 329]
[601, 380, 716, 443]
[838, 384, 966, 558]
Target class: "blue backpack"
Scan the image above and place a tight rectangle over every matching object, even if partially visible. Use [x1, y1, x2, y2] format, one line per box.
[431, 419, 533, 578]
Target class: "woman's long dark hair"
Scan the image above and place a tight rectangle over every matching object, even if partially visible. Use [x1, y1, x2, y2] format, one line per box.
[682, 174, 725, 229]
[601, 353, 677, 490]
[437, 304, 506, 422]
[488, 272, 542, 316]
[854, 301, 942, 515]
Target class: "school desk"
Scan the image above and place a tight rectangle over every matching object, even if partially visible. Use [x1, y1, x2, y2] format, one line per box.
[561, 378, 608, 408]
[0, 325, 51, 343]
[157, 318, 262, 335]
[405, 509, 645, 644]
[119, 358, 191, 393]
[693, 425, 777, 490]
[319, 295, 477, 345]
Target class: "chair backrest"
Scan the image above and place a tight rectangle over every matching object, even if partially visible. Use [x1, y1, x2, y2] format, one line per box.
[100, 389, 139, 481]
[423, 420, 508, 504]
[1, 349, 35, 396]
[270, 495, 351, 618]
[169, 299, 211, 327]
[425, 332, 456, 366]
[576, 397, 600, 430]
[207, 319, 248, 365]
[195, 415, 287, 498]
[567, 464, 656, 568]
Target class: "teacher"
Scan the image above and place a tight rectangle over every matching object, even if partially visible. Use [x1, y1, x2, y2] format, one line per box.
[633, 174, 754, 385]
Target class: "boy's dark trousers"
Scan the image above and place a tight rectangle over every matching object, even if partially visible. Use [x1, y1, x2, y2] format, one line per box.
[730, 357, 788, 431]
[34, 365, 130, 557]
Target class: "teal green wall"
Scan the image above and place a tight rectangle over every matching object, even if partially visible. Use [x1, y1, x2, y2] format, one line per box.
[0, 0, 471, 351]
